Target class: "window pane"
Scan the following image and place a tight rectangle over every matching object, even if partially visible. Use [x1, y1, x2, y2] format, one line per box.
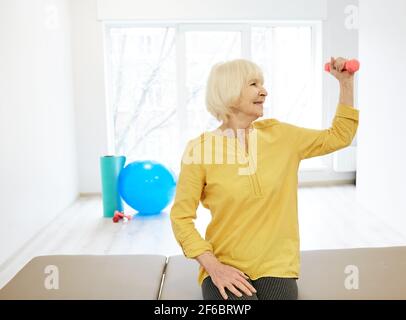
[184, 31, 242, 140]
[252, 26, 325, 169]
[107, 27, 180, 173]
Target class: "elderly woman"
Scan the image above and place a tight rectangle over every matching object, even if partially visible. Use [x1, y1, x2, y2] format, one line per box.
[170, 58, 359, 300]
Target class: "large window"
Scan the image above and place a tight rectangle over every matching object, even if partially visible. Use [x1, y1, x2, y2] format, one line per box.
[104, 22, 323, 175]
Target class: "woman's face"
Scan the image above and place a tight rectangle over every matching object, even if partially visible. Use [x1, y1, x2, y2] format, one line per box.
[234, 78, 268, 118]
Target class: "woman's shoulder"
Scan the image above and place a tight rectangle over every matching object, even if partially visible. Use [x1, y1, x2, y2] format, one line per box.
[182, 132, 210, 152]
[253, 117, 282, 129]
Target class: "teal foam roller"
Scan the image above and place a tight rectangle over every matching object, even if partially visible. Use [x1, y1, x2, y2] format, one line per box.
[100, 155, 126, 218]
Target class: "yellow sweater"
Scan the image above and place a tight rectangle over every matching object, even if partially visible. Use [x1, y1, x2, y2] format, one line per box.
[170, 104, 359, 286]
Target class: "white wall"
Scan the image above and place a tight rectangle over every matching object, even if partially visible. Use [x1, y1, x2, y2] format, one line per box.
[357, 0, 406, 233]
[324, 0, 358, 125]
[322, 0, 358, 178]
[0, 0, 78, 266]
[97, 0, 327, 20]
[70, 0, 109, 193]
[73, 0, 359, 193]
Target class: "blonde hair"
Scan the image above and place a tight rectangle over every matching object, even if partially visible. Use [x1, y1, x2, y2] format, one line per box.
[205, 59, 264, 122]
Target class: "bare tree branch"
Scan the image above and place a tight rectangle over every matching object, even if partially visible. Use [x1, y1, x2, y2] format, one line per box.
[127, 108, 177, 155]
[113, 34, 128, 128]
[116, 28, 175, 153]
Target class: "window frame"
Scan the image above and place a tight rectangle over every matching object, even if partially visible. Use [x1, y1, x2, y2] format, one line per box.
[102, 21, 352, 181]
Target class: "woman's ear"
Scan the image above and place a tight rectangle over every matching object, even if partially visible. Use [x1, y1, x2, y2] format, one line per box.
[228, 105, 237, 113]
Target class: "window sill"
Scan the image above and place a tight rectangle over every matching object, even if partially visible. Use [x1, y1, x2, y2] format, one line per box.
[298, 168, 356, 187]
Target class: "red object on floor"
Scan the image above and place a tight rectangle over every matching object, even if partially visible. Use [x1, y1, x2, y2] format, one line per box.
[112, 210, 132, 223]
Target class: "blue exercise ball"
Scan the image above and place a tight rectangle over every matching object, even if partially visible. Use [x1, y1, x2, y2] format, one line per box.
[118, 160, 177, 215]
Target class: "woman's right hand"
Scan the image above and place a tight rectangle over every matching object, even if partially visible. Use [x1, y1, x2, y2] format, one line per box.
[206, 261, 257, 300]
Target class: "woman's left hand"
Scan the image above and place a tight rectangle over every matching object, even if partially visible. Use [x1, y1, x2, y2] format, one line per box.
[328, 57, 354, 83]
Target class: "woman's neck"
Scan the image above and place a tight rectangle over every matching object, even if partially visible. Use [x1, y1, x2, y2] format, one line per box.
[218, 121, 254, 138]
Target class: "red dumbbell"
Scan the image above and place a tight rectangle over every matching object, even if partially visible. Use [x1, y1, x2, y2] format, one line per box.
[325, 59, 360, 73]
[112, 210, 125, 223]
[112, 210, 133, 223]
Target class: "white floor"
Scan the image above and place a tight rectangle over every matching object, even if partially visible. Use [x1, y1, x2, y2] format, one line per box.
[1, 184, 405, 289]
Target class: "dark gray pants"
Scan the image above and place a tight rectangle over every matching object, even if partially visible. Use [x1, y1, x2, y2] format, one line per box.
[201, 276, 298, 300]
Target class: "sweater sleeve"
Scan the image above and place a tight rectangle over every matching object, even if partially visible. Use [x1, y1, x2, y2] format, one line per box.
[285, 104, 359, 160]
[170, 141, 213, 259]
